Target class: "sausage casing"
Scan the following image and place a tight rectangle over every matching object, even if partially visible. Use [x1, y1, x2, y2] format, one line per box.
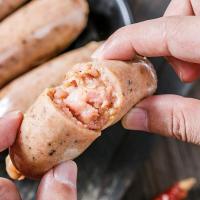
[0, 0, 88, 86]
[0, 42, 100, 116]
[0, 0, 28, 21]
[8, 57, 157, 179]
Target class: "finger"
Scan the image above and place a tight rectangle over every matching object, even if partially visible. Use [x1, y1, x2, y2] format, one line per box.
[122, 95, 200, 145]
[164, 0, 200, 82]
[0, 178, 21, 200]
[36, 161, 77, 200]
[190, 0, 200, 15]
[92, 16, 200, 64]
[164, 0, 194, 16]
[0, 111, 23, 152]
[163, 0, 200, 84]
[166, 56, 200, 82]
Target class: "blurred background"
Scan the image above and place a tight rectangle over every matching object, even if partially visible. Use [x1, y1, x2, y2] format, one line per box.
[1, 0, 200, 199]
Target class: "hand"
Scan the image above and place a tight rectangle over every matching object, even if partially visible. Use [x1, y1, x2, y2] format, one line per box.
[92, 0, 200, 144]
[0, 112, 77, 200]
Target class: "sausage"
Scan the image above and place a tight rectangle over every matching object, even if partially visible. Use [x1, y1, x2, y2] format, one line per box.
[0, 42, 100, 116]
[8, 57, 157, 179]
[0, 0, 28, 21]
[0, 0, 88, 87]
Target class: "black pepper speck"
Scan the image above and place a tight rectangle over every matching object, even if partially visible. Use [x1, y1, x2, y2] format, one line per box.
[128, 80, 132, 85]
[48, 149, 56, 156]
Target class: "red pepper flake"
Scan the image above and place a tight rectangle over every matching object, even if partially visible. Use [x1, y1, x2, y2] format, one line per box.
[153, 178, 197, 200]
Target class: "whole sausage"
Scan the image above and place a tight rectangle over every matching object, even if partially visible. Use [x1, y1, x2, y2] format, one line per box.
[0, 0, 28, 21]
[0, 42, 100, 116]
[0, 0, 88, 86]
[7, 57, 157, 180]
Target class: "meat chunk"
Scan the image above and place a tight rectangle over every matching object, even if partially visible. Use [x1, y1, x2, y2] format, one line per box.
[50, 65, 115, 130]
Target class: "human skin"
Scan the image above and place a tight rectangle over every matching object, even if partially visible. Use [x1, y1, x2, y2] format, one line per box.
[0, 112, 77, 200]
[92, 0, 200, 144]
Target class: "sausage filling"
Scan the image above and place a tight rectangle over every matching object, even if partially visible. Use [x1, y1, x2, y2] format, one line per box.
[49, 65, 116, 130]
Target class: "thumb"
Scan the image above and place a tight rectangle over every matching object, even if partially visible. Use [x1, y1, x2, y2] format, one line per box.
[36, 161, 77, 200]
[122, 95, 200, 144]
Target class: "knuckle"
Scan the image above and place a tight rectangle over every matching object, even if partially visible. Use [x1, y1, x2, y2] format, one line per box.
[165, 17, 184, 55]
[170, 107, 189, 142]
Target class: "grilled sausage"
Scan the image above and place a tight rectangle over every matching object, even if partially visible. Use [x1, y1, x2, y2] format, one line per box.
[0, 0, 28, 21]
[0, 0, 88, 86]
[8, 57, 157, 180]
[0, 42, 100, 116]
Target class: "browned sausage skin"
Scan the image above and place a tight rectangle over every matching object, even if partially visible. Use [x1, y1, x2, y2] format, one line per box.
[0, 42, 100, 116]
[8, 57, 157, 180]
[0, 0, 88, 86]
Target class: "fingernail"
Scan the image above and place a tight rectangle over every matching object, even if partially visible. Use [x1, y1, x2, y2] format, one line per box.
[122, 108, 148, 131]
[92, 36, 120, 59]
[54, 161, 77, 188]
[93, 37, 124, 60]
[91, 43, 106, 59]
[178, 71, 183, 82]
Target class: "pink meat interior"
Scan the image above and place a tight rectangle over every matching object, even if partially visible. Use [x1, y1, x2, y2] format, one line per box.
[49, 64, 116, 130]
